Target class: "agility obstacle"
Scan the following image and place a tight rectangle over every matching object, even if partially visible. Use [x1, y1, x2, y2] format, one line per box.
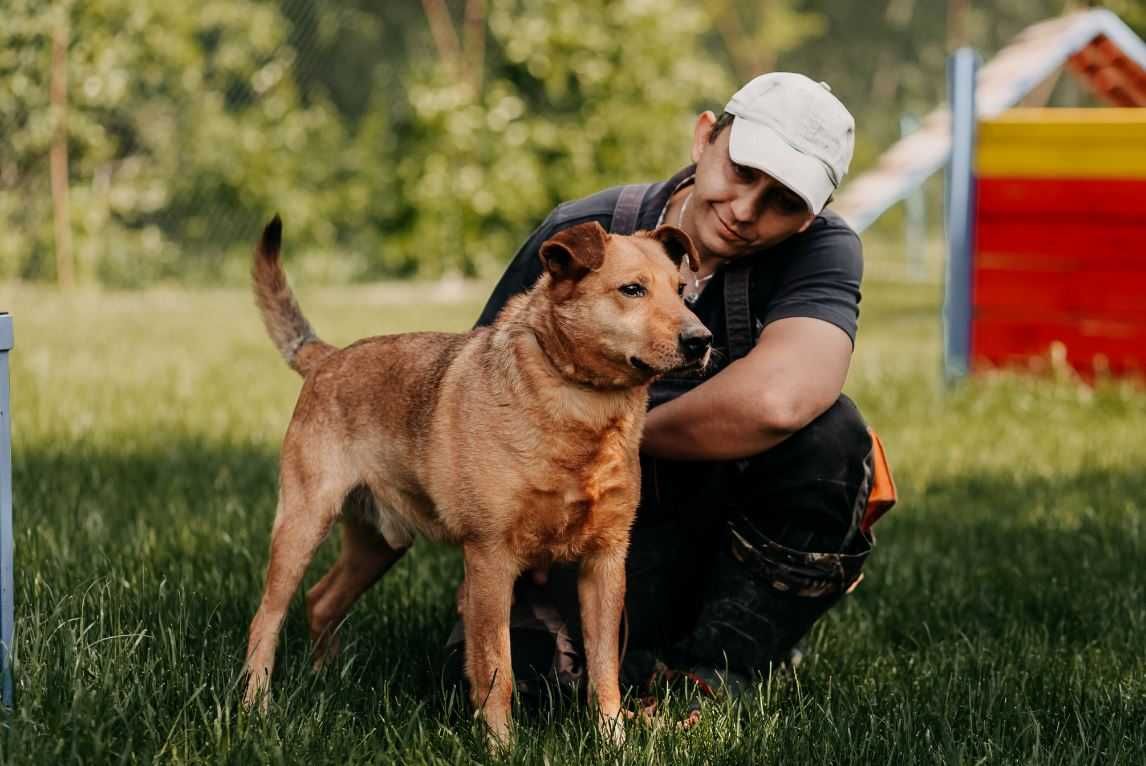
[827, 10, 1146, 382]
[944, 98, 1146, 380]
[969, 109, 1146, 376]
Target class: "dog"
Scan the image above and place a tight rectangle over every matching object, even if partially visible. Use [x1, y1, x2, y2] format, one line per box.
[241, 215, 710, 745]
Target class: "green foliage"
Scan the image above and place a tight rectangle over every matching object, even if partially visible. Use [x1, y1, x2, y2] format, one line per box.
[2, 0, 1144, 285]
[1, 0, 731, 283]
[388, 0, 730, 276]
[0, 0, 358, 285]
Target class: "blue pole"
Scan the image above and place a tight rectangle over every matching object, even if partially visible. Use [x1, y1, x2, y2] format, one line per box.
[0, 312, 12, 707]
[944, 48, 979, 385]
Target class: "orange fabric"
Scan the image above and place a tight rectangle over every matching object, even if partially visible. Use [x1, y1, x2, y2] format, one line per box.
[861, 427, 897, 533]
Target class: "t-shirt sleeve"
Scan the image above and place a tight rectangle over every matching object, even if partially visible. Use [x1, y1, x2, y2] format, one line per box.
[761, 223, 863, 344]
[473, 208, 559, 328]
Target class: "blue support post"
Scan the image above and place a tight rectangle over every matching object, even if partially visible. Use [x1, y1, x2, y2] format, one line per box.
[0, 312, 12, 707]
[944, 48, 979, 384]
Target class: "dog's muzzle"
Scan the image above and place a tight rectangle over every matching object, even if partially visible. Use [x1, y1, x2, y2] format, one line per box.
[678, 326, 713, 363]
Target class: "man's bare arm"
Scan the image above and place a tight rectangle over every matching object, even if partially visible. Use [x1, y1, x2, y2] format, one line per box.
[640, 316, 853, 460]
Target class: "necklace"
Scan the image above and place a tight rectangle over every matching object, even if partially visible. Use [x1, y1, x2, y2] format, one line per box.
[677, 192, 714, 300]
[677, 191, 692, 227]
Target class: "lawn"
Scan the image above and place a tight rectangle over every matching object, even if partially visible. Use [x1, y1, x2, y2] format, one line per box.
[0, 276, 1143, 764]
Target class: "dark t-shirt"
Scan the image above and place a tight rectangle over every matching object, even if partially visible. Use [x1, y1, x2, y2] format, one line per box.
[475, 165, 863, 353]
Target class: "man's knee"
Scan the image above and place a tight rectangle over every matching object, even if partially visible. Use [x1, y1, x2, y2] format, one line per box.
[780, 394, 870, 471]
[732, 395, 873, 550]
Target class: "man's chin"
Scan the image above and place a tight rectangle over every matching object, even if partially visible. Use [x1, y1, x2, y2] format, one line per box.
[700, 232, 748, 260]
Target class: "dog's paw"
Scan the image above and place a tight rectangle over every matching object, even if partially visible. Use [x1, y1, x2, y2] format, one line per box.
[597, 711, 626, 747]
[481, 718, 515, 755]
[241, 688, 271, 715]
[241, 673, 272, 714]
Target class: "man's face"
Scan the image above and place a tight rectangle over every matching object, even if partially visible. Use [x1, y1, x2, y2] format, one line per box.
[685, 112, 818, 260]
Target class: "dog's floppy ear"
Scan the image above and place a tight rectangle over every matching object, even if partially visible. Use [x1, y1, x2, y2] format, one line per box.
[539, 221, 608, 283]
[650, 225, 700, 272]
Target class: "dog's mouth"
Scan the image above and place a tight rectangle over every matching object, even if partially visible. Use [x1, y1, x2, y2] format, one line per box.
[673, 357, 706, 372]
[630, 353, 710, 376]
[669, 346, 712, 374]
[629, 356, 656, 373]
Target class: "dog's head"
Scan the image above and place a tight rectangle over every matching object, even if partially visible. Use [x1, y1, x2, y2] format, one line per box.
[536, 221, 712, 387]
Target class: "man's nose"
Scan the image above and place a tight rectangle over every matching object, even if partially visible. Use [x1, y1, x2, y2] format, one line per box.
[678, 324, 713, 361]
[729, 192, 757, 224]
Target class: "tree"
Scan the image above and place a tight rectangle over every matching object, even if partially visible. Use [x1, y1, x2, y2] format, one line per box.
[386, 0, 732, 277]
[709, 0, 827, 81]
[0, 0, 350, 284]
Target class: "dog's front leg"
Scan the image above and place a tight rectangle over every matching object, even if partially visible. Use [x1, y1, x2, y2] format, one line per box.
[461, 543, 517, 749]
[578, 546, 627, 745]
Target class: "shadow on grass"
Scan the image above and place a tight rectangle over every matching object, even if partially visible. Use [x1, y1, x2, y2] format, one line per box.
[856, 466, 1146, 653]
[11, 441, 1146, 723]
[13, 438, 462, 708]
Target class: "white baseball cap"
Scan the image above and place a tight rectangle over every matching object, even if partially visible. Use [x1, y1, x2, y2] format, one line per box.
[723, 72, 855, 215]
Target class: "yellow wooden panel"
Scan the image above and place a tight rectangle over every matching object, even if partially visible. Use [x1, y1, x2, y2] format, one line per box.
[977, 144, 1146, 177]
[977, 108, 1146, 177]
[984, 108, 1146, 124]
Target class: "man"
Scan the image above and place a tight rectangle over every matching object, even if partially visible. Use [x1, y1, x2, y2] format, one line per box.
[449, 72, 891, 718]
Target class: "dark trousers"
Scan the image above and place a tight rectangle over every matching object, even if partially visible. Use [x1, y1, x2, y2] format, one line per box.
[622, 393, 874, 679]
[445, 394, 875, 695]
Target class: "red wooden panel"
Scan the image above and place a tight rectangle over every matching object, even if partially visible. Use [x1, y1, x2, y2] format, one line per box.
[971, 315, 1146, 375]
[976, 177, 1146, 219]
[973, 268, 1146, 324]
[975, 219, 1146, 271]
[971, 177, 1146, 377]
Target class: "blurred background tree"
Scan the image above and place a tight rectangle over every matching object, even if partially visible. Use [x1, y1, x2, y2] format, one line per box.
[1, 0, 1142, 286]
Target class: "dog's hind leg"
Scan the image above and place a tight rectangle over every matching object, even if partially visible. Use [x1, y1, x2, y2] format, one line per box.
[242, 468, 344, 711]
[303, 489, 373, 641]
[306, 510, 406, 670]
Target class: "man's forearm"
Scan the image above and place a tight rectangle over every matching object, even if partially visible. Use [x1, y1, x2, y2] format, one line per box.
[640, 374, 798, 461]
[641, 318, 852, 461]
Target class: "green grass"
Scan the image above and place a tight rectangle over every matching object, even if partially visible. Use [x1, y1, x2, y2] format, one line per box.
[0, 277, 1144, 764]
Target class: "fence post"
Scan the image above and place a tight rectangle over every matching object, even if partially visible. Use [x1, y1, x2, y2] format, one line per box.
[944, 48, 979, 385]
[0, 312, 12, 707]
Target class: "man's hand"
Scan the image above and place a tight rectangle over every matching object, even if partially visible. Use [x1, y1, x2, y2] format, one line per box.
[640, 316, 851, 460]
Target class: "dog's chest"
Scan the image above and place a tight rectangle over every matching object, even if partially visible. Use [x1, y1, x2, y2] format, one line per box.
[515, 422, 636, 562]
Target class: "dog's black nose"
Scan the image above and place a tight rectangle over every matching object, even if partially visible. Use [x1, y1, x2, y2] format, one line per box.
[679, 326, 713, 360]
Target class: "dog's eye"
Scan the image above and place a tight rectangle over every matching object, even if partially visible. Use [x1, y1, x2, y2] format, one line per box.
[677, 283, 686, 296]
[618, 283, 646, 298]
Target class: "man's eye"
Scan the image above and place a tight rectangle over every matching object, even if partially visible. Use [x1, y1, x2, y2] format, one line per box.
[619, 283, 646, 297]
[732, 162, 756, 180]
[773, 193, 806, 215]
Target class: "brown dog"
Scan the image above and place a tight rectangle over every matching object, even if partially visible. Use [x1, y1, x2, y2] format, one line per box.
[241, 216, 710, 745]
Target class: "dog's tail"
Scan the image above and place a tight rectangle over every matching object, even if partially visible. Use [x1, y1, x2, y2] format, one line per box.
[252, 216, 337, 378]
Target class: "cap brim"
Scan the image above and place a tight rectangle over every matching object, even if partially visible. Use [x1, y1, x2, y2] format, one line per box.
[727, 119, 835, 214]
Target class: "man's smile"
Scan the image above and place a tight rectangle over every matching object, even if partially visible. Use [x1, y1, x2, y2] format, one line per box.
[713, 208, 750, 243]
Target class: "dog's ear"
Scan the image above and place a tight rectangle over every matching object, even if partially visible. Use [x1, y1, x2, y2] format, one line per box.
[650, 225, 700, 272]
[539, 221, 608, 283]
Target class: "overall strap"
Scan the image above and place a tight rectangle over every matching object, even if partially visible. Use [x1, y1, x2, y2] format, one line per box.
[610, 184, 653, 235]
[723, 262, 755, 362]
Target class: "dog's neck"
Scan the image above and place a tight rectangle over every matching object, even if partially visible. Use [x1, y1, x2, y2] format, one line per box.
[494, 285, 645, 394]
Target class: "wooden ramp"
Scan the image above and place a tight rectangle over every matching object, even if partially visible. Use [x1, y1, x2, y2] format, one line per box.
[832, 9, 1146, 234]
